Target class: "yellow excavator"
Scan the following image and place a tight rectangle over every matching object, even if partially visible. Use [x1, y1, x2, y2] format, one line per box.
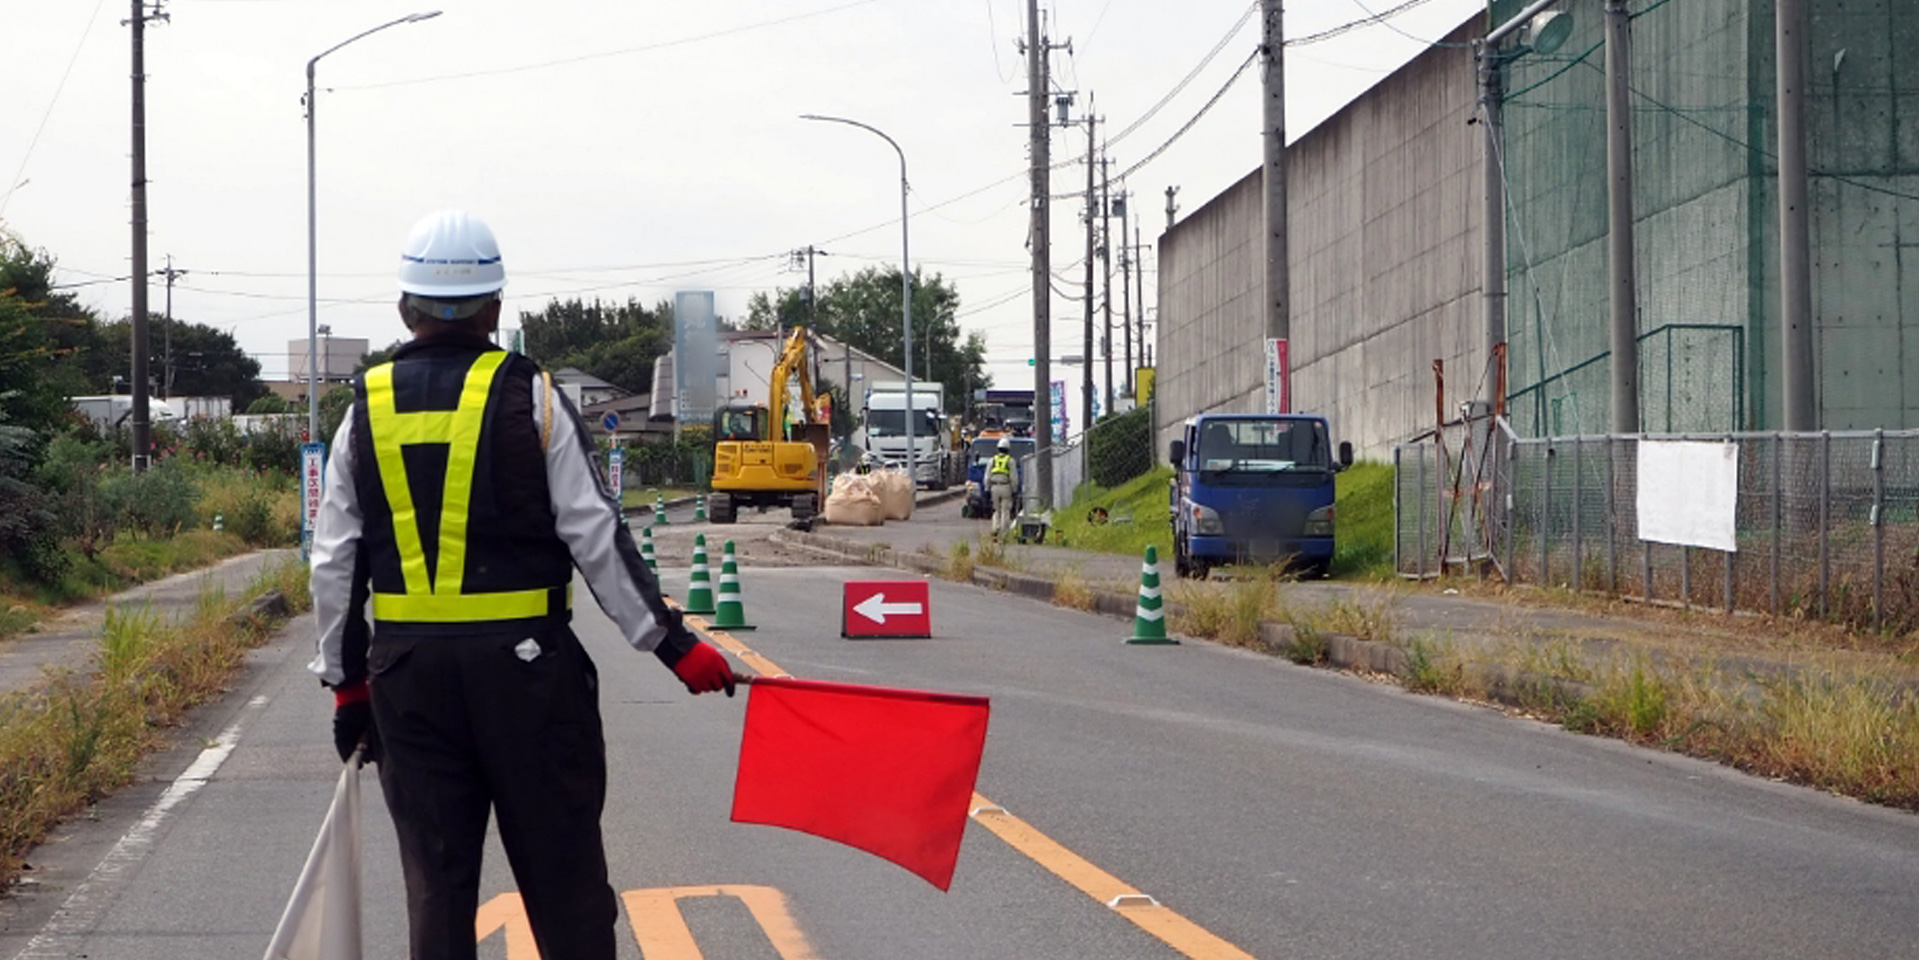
[707, 327, 831, 524]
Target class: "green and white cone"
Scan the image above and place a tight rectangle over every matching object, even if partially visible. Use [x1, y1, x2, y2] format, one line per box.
[1126, 545, 1177, 644]
[694, 496, 708, 522]
[709, 539, 755, 630]
[640, 525, 658, 575]
[654, 493, 668, 526]
[682, 534, 716, 614]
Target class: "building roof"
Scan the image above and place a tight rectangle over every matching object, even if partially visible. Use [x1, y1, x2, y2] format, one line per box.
[550, 367, 627, 395]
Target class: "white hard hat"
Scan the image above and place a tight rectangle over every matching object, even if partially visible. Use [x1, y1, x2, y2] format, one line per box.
[397, 210, 505, 297]
[997, 438, 1011, 452]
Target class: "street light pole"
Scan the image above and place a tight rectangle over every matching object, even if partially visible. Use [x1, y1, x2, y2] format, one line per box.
[800, 114, 916, 487]
[306, 10, 440, 444]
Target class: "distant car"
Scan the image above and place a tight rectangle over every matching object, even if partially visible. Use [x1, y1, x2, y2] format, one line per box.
[961, 436, 1034, 519]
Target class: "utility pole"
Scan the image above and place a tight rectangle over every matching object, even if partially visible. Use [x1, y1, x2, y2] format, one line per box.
[1775, 0, 1815, 430]
[156, 255, 186, 399]
[1118, 188, 1132, 400]
[1023, 0, 1067, 508]
[1100, 150, 1115, 417]
[1261, 0, 1289, 350]
[1135, 223, 1147, 379]
[1164, 185, 1178, 228]
[1082, 93, 1097, 436]
[126, 0, 165, 471]
[1603, 0, 1640, 433]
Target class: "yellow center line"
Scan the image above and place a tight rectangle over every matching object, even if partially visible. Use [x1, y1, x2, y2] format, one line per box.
[689, 612, 1262, 960]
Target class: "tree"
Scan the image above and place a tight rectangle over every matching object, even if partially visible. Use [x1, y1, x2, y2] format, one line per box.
[745, 267, 989, 414]
[0, 237, 98, 433]
[88, 315, 266, 408]
[518, 297, 673, 395]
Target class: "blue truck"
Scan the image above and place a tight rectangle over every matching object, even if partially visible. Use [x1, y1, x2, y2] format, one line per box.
[961, 436, 1034, 520]
[1168, 413, 1353, 579]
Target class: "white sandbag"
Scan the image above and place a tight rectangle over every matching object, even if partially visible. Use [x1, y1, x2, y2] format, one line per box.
[823, 474, 885, 526]
[875, 469, 915, 520]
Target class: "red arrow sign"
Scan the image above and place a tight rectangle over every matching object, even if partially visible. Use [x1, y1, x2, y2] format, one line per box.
[842, 580, 932, 638]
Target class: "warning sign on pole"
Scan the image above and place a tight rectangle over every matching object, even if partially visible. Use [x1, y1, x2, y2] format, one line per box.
[1264, 338, 1291, 415]
[300, 442, 326, 561]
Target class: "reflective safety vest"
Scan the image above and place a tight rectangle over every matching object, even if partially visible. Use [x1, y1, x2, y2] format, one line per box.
[988, 453, 1014, 477]
[356, 348, 572, 630]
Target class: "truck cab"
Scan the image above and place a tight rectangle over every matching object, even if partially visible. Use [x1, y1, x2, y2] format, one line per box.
[1168, 414, 1353, 579]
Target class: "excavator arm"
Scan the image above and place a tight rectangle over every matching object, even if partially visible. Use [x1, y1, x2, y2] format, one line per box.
[765, 326, 818, 439]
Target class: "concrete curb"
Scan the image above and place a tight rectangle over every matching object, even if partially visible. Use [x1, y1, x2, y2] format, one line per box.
[769, 526, 1600, 713]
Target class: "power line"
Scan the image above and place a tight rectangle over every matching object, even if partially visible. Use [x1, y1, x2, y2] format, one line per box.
[335, 0, 879, 91]
[1, 0, 108, 222]
[1107, 2, 1258, 148]
[1117, 47, 1260, 182]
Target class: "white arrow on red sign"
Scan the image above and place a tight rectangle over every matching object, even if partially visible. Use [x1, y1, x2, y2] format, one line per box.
[852, 593, 924, 625]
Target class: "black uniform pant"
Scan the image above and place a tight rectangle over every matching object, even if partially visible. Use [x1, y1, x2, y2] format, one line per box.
[369, 626, 618, 960]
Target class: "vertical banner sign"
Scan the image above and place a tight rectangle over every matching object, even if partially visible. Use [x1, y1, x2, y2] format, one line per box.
[300, 442, 326, 561]
[1264, 338, 1291, 414]
[1135, 367, 1156, 406]
[607, 444, 625, 498]
[674, 291, 719, 428]
[1049, 380, 1068, 443]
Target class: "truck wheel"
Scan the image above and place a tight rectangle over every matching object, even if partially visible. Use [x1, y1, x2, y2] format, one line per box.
[1305, 558, 1331, 580]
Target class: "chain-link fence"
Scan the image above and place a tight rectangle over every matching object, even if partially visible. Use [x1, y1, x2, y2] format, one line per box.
[1397, 419, 1918, 633]
[1018, 404, 1155, 514]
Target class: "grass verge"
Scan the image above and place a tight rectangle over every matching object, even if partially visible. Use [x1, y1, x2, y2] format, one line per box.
[0, 555, 311, 889]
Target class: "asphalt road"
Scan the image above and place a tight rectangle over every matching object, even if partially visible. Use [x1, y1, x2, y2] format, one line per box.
[2, 508, 1913, 959]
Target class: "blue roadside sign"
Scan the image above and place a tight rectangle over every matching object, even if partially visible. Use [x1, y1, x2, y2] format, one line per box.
[602, 411, 621, 432]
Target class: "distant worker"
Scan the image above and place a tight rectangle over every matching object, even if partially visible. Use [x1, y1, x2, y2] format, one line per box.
[987, 437, 1018, 538]
[309, 209, 736, 960]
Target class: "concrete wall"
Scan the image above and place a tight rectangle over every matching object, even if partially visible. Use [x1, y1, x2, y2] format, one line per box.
[1156, 0, 1916, 458]
[1155, 16, 1485, 459]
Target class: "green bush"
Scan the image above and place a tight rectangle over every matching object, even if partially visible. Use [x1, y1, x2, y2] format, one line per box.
[243, 419, 301, 475]
[182, 418, 244, 467]
[105, 462, 201, 538]
[224, 489, 279, 545]
[1087, 406, 1152, 488]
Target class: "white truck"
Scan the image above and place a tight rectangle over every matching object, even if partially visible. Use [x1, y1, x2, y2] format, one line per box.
[859, 380, 957, 489]
[70, 395, 181, 433]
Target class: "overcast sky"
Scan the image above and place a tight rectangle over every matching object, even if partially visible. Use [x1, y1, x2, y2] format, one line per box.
[1, 0, 1482, 408]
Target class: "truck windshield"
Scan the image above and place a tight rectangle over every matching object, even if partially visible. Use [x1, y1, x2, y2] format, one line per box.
[865, 409, 940, 438]
[1196, 420, 1330, 473]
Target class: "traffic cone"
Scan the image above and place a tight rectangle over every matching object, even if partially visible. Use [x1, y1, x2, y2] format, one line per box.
[640, 525, 658, 576]
[709, 539, 755, 631]
[694, 496, 708, 523]
[654, 492, 669, 526]
[682, 534, 716, 614]
[1125, 545, 1177, 645]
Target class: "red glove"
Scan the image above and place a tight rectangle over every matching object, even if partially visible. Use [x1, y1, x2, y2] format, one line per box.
[670, 642, 736, 697]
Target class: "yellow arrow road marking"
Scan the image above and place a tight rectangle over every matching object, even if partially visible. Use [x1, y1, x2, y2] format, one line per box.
[623, 885, 821, 959]
[477, 886, 819, 959]
[698, 621, 1262, 960]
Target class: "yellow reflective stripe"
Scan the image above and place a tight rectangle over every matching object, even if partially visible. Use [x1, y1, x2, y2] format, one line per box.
[435, 353, 504, 596]
[365, 363, 431, 596]
[364, 351, 510, 612]
[372, 585, 569, 623]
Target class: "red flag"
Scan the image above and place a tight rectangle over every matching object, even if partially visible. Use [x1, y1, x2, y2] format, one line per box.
[731, 677, 990, 891]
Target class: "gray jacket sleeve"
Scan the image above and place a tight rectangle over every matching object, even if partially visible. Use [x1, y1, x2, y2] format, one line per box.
[537, 380, 695, 664]
[308, 413, 365, 687]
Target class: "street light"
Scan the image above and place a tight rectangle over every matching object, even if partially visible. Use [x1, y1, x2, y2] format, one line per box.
[800, 114, 916, 486]
[306, 10, 440, 443]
